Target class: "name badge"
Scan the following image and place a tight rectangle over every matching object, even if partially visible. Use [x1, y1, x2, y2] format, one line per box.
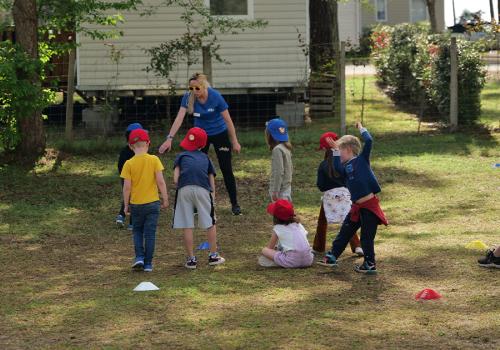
[193, 112, 201, 117]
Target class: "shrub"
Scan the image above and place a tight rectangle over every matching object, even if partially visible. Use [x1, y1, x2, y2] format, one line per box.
[371, 24, 486, 124]
[0, 41, 55, 151]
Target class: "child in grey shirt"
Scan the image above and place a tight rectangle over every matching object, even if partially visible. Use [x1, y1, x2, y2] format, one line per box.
[265, 118, 293, 201]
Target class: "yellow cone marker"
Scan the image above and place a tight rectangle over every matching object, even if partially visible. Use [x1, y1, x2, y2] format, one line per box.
[465, 240, 489, 250]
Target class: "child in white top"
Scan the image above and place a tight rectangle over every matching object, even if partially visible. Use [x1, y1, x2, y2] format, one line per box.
[260, 199, 313, 268]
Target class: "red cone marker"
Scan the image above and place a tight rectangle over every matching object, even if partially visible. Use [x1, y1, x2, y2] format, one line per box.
[415, 288, 442, 301]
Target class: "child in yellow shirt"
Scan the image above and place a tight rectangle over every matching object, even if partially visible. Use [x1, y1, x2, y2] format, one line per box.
[121, 129, 169, 272]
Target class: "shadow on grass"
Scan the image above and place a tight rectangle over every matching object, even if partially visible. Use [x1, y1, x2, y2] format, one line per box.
[375, 165, 446, 189]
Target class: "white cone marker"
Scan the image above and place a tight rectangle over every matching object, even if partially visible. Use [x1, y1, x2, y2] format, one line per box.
[133, 281, 160, 292]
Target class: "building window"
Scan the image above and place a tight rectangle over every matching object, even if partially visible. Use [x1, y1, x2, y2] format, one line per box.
[207, 0, 253, 18]
[410, 0, 428, 23]
[375, 0, 387, 22]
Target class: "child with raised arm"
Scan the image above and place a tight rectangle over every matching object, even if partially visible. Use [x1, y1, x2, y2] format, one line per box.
[121, 129, 169, 272]
[265, 118, 293, 202]
[173, 127, 225, 269]
[318, 122, 388, 274]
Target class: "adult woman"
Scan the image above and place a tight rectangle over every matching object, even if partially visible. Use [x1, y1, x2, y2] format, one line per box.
[159, 72, 242, 215]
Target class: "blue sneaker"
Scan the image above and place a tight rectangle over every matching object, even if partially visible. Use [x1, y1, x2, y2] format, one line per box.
[316, 252, 338, 267]
[143, 264, 153, 272]
[132, 259, 144, 271]
[355, 261, 377, 274]
[116, 215, 125, 228]
[127, 224, 133, 231]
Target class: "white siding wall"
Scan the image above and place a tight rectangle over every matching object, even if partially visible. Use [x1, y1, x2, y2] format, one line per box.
[77, 0, 308, 91]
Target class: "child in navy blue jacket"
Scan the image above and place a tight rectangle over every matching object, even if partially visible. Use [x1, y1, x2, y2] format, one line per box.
[318, 122, 388, 274]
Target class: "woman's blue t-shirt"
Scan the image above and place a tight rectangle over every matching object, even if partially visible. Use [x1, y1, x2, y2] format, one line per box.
[181, 87, 229, 136]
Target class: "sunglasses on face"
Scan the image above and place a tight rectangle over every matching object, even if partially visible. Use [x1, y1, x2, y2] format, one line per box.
[189, 86, 201, 91]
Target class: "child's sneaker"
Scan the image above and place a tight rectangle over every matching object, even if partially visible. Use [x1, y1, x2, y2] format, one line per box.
[185, 256, 197, 269]
[478, 249, 500, 269]
[311, 249, 323, 256]
[132, 258, 144, 271]
[258, 255, 278, 267]
[143, 264, 153, 272]
[127, 224, 133, 231]
[208, 252, 226, 266]
[116, 215, 125, 228]
[316, 252, 337, 267]
[231, 205, 242, 216]
[355, 261, 377, 274]
[354, 247, 364, 257]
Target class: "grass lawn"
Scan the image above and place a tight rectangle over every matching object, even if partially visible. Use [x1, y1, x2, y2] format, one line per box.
[0, 78, 499, 349]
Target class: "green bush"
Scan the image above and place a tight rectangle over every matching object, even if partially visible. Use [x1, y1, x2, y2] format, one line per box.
[371, 24, 486, 124]
[0, 41, 55, 151]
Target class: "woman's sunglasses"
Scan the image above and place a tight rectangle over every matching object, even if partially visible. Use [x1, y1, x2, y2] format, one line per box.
[189, 86, 201, 91]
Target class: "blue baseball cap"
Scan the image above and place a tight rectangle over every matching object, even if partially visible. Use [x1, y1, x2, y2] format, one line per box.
[266, 118, 289, 142]
[126, 123, 143, 132]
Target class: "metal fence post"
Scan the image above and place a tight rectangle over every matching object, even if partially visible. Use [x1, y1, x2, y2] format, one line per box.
[65, 45, 76, 140]
[450, 37, 458, 131]
[340, 41, 346, 135]
[202, 46, 213, 85]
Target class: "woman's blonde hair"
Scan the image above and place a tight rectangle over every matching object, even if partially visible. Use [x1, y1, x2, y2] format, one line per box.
[337, 135, 361, 155]
[187, 72, 210, 115]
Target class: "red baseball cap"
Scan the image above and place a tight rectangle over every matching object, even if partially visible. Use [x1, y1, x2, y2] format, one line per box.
[318, 131, 339, 150]
[267, 199, 295, 221]
[128, 129, 150, 145]
[180, 127, 208, 151]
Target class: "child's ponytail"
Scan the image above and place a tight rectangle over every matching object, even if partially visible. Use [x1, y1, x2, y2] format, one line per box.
[325, 150, 340, 179]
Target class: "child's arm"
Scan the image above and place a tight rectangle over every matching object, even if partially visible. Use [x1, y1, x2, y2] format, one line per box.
[173, 166, 180, 186]
[209, 173, 216, 202]
[270, 147, 284, 201]
[266, 232, 279, 249]
[357, 122, 372, 161]
[123, 179, 132, 215]
[155, 171, 169, 208]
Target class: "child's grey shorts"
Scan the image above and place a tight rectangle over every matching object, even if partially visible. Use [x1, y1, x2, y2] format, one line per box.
[173, 185, 216, 229]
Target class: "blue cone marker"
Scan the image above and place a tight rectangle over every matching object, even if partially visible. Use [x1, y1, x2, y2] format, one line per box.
[197, 241, 210, 250]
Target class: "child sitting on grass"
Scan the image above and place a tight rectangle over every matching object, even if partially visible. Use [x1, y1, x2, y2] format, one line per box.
[478, 246, 500, 268]
[173, 127, 225, 269]
[265, 118, 293, 202]
[121, 129, 169, 272]
[318, 122, 388, 274]
[116, 122, 143, 229]
[259, 199, 313, 268]
[313, 131, 363, 257]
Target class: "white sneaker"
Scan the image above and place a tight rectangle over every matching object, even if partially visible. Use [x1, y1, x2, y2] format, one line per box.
[354, 247, 364, 257]
[258, 255, 278, 267]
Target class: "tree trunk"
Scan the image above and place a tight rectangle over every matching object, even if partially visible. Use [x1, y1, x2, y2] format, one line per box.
[330, 1, 341, 123]
[425, 0, 438, 33]
[12, 0, 45, 160]
[309, 0, 336, 73]
[489, 0, 495, 22]
[309, 0, 340, 121]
